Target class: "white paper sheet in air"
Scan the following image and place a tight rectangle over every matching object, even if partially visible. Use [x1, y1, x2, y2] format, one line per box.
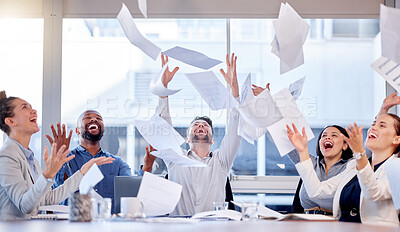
[271, 3, 309, 74]
[138, 0, 147, 18]
[137, 172, 182, 216]
[117, 3, 161, 60]
[185, 71, 238, 110]
[151, 149, 207, 167]
[289, 76, 306, 100]
[150, 62, 182, 96]
[134, 115, 185, 155]
[163, 46, 222, 70]
[384, 158, 400, 210]
[371, 56, 400, 93]
[380, 4, 400, 63]
[267, 88, 314, 156]
[237, 73, 269, 144]
[238, 88, 283, 128]
[79, 164, 104, 194]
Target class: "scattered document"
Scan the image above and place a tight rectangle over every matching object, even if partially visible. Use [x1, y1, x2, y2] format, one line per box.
[371, 56, 400, 93]
[271, 3, 309, 74]
[237, 74, 269, 144]
[150, 62, 182, 96]
[238, 88, 283, 128]
[134, 115, 185, 155]
[191, 210, 242, 221]
[384, 158, 400, 210]
[138, 0, 147, 18]
[144, 217, 199, 223]
[117, 3, 161, 60]
[380, 4, 400, 63]
[39, 205, 69, 214]
[267, 88, 314, 156]
[79, 164, 104, 194]
[31, 214, 69, 220]
[163, 46, 222, 70]
[137, 172, 182, 216]
[185, 71, 238, 110]
[289, 76, 306, 100]
[151, 149, 207, 167]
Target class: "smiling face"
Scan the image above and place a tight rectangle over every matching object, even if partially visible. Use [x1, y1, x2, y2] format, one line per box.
[187, 119, 213, 144]
[76, 110, 104, 142]
[318, 127, 348, 160]
[6, 98, 39, 136]
[366, 114, 400, 154]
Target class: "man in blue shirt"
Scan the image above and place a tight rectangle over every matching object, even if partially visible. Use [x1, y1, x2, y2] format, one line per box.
[48, 110, 132, 213]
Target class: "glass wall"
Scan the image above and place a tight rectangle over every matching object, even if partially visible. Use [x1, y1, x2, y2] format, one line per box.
[61, 18, 384, 177]
[0, 19, 43, 160]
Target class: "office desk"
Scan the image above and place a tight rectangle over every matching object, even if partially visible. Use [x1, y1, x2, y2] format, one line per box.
[0, 220, 398, 232]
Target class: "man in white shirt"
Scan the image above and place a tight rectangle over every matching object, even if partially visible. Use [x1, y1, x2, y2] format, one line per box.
[142, 54, 241, 215]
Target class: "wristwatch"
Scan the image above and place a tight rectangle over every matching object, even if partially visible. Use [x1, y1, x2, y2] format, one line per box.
[353, 150, 366, 160]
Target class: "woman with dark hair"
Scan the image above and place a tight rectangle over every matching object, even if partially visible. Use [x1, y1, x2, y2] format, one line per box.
[287, 113, 400, 225]
[0, 91, 113, 219]
[289, 125, 353, 215]
[250, 85, 353, 215]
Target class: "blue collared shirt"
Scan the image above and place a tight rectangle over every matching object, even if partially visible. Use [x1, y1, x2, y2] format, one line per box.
[9, 138, 38, 181]
[54, 145, 132, 213]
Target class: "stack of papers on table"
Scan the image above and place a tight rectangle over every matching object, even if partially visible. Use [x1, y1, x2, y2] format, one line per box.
[257, 205, 335, 221]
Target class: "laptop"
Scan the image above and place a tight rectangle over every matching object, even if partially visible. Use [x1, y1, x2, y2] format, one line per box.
[114, 176, 143, 214]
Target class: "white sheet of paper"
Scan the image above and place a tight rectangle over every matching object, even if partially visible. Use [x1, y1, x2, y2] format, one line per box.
[371, 56, 400, 93]
[271, 3, 309, 74]
[185, 71, 238, 110]
[150, 62, 182, 96]
[267, 88, 314, 156]
[380, 4, 400, 63]
[117, 3, 161, 60]
[237, 73, 268, 144]
[79, 164, 104, 194]
[384, 158, 400, 210]
[257, 205, 284, 219]
[151, 149, 207, 167]
[238, 89, 283, 128]
[289, 76, 306, 100]
[138, 0, 148, 18]
[163, 46, 222, 70]
[134, 115, 185, 155]
[137, 172, 182, 216]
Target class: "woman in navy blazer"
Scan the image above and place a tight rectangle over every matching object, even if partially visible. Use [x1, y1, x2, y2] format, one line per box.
[0, 91, 113, 219]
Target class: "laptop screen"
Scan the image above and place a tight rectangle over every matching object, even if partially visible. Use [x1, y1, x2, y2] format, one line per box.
[114, 176, 143, 213]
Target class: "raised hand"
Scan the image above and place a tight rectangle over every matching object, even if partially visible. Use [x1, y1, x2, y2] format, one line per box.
[251, 84, 271, 96]
[286, 123, 308, 154]
[142, 145, 157, 172]
[80, 156, 115, 175]
[343, 123, 365, 154]
[378, 92, 400, 116]
[220, 53, 239, 98]
[161, 54, 179, 89]
[45, 122, 72, 151]
[42, 143, 74, 179]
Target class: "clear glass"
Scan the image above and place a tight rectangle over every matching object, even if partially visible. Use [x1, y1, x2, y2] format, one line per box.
[213, 201, 229, 211]
[0, 19, 43, 159]
[230, 19, 383, 176]
[62, 18, 226, 172]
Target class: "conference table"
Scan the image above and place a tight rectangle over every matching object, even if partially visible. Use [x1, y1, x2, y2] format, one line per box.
[0, 219, 398, 232]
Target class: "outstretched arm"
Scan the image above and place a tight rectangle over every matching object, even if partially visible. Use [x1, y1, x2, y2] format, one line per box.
[286, 123, 310, 162]
[160, 54, 179, 98]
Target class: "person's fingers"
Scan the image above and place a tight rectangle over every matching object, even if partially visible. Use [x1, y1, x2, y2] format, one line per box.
[57, 122, 62, 138]
[67, 129, 73, 143]
[57, 145, 67, 157]
[62, 124, 66, 137]
[45, 135, 54, 145]
[359, 125, 364, 133]
[64, 154, 74, 163]
[292, 123, 299, 134]
[230, 53, 234, 66]
[220, 69, 226, 77]
[145, 146, 149, 154]
[171, 67, 179, 77]
[50, 124, 57, 139]
[226, 54, 230, 67]
[266, 83, 271, 91]
[43, 146, 49, 162]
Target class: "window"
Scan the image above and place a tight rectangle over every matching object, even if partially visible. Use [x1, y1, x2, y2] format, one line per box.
[0, 19, 43, 160]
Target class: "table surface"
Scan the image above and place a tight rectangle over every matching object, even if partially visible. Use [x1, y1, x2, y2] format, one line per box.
[0, 219, 398, 232]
